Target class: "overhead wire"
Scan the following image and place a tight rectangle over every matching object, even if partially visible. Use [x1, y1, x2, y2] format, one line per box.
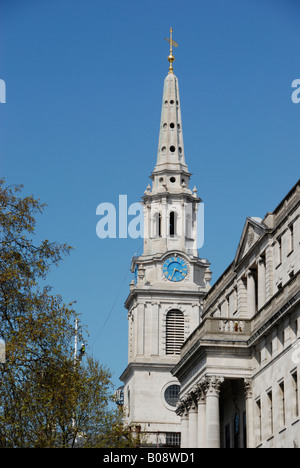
[91, 242, 143, 352]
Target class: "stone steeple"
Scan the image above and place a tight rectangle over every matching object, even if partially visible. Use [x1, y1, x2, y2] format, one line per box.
[150, 31, 191, 194]
[142, 33, 201, 256]
[153, 72, 189, 179]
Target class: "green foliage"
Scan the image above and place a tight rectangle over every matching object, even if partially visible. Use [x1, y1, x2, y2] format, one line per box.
[0, 179, 135, 448]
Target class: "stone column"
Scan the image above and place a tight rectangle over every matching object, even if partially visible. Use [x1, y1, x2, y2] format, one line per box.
[244, 378, 254, 448]
[257, 257, 266, 310]
[188, 395, 198, 448]
[247, 270, 256, 318]
[177, 400, 189, 449]
[181, 409, 189, 449]
[205, 376, 224, 448]
[265, 240, 274, 301]
[237, 276, 248, 318]
[196, 383, 206, 448]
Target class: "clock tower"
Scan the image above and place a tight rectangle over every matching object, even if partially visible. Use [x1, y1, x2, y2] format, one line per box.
[120, 30, 211, 447]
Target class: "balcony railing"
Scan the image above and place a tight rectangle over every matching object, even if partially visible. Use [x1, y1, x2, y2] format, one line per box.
[181, 316, 251, 355]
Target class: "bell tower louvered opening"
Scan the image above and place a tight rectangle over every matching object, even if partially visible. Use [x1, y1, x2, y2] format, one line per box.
[166, 310, 184, 355]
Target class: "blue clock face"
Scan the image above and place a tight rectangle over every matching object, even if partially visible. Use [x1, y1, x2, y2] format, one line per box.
[163, 256, 188, 282]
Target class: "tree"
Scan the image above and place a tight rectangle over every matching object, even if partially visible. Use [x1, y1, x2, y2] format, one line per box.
[0, 179, 135, 447]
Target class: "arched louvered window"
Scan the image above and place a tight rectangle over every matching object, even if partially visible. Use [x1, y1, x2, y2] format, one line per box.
[166, 310, 184, 355]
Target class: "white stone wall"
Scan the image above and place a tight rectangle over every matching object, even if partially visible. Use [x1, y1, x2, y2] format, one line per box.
[123, 367, 181, 445]
[252, 328, 300, 448]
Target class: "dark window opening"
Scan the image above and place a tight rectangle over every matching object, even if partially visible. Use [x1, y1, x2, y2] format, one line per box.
[158, 213, 162, 237]
[170, 211, 176, 237]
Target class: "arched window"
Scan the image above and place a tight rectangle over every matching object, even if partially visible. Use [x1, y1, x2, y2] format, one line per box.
[166, 310, 184, 355]
[169, 211, 177, 237]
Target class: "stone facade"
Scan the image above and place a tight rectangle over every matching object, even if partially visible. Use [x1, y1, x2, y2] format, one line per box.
[173, 180, 300, 448]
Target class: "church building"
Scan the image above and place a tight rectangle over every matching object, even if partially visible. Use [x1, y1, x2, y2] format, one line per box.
[173, 179, 300, 448]
[120, 30, 300, 448]
[120, 29, 212, 447]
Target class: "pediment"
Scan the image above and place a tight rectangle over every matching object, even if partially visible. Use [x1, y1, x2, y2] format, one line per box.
[234, 217, 267, 266]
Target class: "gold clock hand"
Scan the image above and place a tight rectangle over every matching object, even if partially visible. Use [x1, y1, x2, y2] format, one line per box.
[171, 268, 178, 279]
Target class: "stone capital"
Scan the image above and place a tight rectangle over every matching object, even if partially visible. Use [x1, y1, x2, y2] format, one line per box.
[204, 376, 224, 397]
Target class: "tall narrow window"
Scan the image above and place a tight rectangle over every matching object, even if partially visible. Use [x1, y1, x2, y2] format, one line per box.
[166, 310, 184, 355]
[277, 237, 282, 265]
[169, 211, 176, 237]
[290, 224, 294, 252]
[292, 371, 299, 418]
[267, 390, 273, 436]
[158, 213, 162, 237]
[256, 399, 262, 444]
[154, 213, 162, 237]
[279, 381, 285, 427]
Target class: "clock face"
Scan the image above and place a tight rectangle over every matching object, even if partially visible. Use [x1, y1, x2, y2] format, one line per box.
[163, 256, 188, 282]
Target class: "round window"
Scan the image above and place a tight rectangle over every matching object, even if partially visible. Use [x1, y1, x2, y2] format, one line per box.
[164, 384, 180, 407]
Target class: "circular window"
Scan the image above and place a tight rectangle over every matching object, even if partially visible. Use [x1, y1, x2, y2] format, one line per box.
[170, 122, 175, 129]
[170, 145, 176, 153]
[161, 146, 166, 153]
[179, 147, 182, 154]
[164, 384, 180, 407]
[163, 123, 167, 129]
[170, 177, 176, 183]
[170, 100, 174, 105]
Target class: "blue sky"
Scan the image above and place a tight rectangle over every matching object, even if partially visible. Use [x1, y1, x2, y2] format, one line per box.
[1, 0, 300, 388]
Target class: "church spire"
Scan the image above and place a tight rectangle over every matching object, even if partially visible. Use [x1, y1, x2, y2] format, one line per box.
[151, 29, 191, 190]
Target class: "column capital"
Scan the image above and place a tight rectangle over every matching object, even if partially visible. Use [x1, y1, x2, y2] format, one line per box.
[175, 399, 185, 417]
[204, 376, 224, 397]
[194, 379, 207, 402]
[256, 255, 265, 266]
[246, 268, 255, 279]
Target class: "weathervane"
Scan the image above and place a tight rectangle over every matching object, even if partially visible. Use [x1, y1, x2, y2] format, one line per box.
[164, 27, 178, 74]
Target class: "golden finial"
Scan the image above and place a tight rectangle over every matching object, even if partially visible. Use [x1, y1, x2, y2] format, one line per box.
[164, 27, 178, 74]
